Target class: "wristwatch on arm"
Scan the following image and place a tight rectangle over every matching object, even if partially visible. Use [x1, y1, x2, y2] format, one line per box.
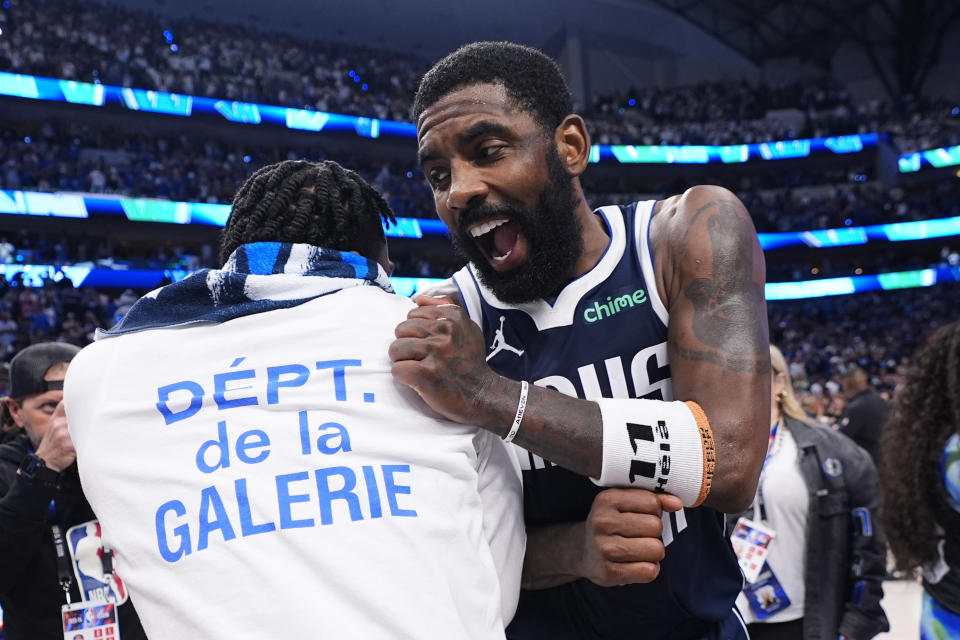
[16, 454, 62, 489]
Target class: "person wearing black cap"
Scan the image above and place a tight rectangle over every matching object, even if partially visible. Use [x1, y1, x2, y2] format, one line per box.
[838, 364, 888, 467]
[0, 343, 147, 640]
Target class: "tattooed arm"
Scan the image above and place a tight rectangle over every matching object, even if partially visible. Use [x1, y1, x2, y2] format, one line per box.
[652, 185, 770, 512]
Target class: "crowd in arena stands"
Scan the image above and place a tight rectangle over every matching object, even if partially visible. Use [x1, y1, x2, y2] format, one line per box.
[592, 176, 960, 232]
[768, 285, 960, 425]
[0, 277, 115, 369]
[586, 81, 960, 153]
[0, 121, 436, 217]
[4, 120, 960, 235]
[0, 271, 954, 418]
[587, 78, 856, 145]
[2, 0, 958, 152]
[0, 0, 423, 122]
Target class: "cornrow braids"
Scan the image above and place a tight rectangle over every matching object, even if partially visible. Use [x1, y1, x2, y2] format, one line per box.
[880, 320, 960, 574]
[219, 160, 396, 265]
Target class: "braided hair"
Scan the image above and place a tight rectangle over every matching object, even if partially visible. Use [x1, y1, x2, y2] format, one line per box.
[880, 320, 960, 573]
[219, 160, 396, 265]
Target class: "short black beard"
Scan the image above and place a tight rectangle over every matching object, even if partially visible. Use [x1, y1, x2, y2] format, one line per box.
[449, 147, 584, 304]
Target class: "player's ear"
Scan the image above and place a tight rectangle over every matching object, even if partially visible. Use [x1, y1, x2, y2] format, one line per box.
[554, 114, 590, 177]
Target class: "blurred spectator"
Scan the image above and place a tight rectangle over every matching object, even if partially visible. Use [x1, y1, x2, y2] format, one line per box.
[0, 237, 14, 264]
[880, 321, 960, 637]
[727, 345, 888, 640]
[837, 364, 889, 466]
[0, 343, 148, 639]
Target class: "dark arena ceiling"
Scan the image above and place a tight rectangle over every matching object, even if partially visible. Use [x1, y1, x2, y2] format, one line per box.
[109, 0, 960, 99]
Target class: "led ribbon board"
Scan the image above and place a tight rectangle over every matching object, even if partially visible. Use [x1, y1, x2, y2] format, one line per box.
[1, 191, 446, 239]
[0, 72, 416, 139]
[588, 135, 877, 164]
[6, 190, 958, 247]
[764, 266, 959, 300]
[757, 216, 960, 249]
[898, 145, 960, 173]
[4, 264, 957, 301]
[1, 72, 882, 160]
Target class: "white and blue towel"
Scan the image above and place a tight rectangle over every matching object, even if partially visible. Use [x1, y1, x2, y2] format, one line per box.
[99, 242, 394, 338]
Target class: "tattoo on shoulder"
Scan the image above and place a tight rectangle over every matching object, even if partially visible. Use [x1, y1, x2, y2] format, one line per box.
[681, 199, 768, 368]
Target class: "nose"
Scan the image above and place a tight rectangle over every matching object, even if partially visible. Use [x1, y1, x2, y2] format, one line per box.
[445, 161, 488, 212]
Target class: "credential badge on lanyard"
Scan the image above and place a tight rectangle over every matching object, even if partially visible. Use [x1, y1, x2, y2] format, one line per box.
[729, 517, 776, 583]
[54, 521, 123, 640]
[61, 600, 121, 640]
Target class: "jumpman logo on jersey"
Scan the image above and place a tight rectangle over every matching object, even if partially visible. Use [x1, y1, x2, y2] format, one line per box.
[486, 316, 525, 361]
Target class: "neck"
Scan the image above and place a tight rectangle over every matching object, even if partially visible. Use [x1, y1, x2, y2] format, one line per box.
[570, 192, 610, 280]
[542, 190, 609, 305]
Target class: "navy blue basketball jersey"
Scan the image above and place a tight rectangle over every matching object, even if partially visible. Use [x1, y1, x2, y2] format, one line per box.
[452, 201, 744, 640]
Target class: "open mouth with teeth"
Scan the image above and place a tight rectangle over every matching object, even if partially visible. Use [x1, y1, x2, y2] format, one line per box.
[467, 217, 528, 271]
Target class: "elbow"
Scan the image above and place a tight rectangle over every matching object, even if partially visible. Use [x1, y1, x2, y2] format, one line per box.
[710, 483, 757, 514]
[707, 463, 761, 514]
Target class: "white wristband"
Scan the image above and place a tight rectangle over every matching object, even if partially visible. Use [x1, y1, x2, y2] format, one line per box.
[502, 380, 529, 443]
[590, 398, 715, 507]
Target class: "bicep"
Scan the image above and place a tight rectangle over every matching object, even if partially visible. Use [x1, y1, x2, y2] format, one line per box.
[662, 190, 770, 509]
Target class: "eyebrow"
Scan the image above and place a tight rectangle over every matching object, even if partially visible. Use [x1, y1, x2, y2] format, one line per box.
[417, 148, 440, 167]
[457, 120, 513, 145]
[417, 120, 514, 167]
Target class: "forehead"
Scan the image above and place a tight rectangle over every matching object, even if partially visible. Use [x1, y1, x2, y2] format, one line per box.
[417, 83, 537, 150]
[43, 362, 69, 381]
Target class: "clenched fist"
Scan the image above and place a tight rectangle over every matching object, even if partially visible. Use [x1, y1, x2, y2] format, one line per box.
[34, 401, 76, 472]
[578, 488, 684, 587]
[390, 296, 507, 430]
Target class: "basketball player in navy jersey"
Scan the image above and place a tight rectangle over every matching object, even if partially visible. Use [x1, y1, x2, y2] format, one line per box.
[390, 42, 770, 639]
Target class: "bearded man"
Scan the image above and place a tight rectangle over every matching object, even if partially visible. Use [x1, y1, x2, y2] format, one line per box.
[390, 41, 771, 640]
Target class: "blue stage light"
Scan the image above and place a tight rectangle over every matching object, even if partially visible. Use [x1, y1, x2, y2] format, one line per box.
[170, 44, 178, 52]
